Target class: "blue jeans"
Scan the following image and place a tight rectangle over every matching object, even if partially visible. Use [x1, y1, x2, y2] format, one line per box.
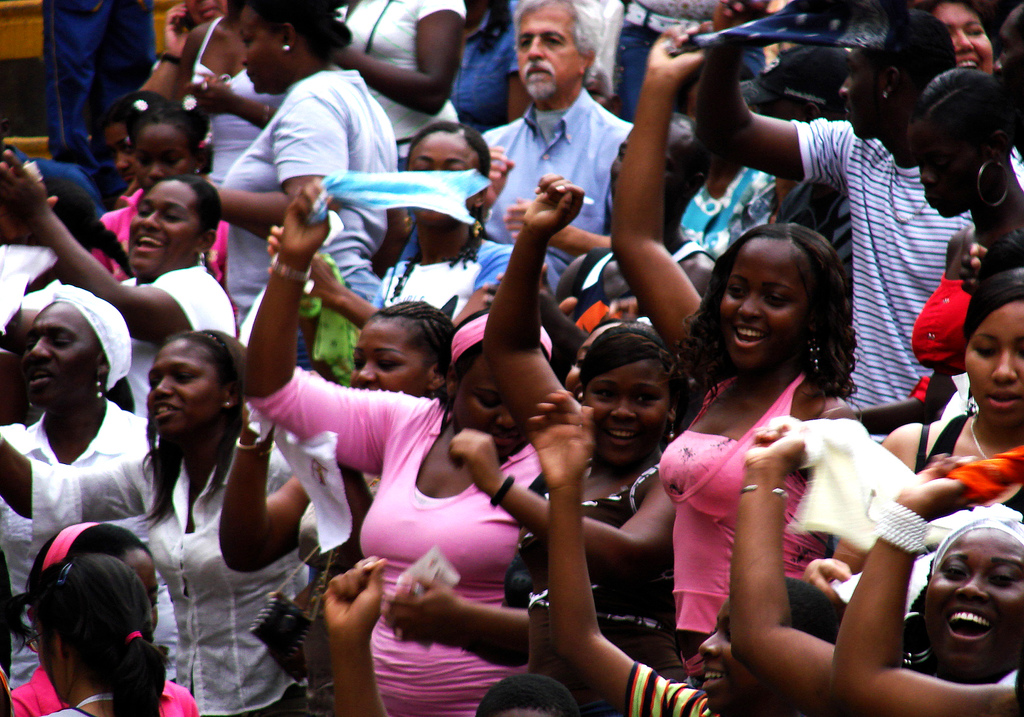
[617, 23, 659, 122]
[43, 0, 155, 197]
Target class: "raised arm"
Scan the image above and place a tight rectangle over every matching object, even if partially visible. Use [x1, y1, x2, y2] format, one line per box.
[450, 429, 674, 585]
[246, 183, 330, 398]
[324, 558, 389, 717]
[732, 424, 838, 717]
[539, 391, 635, 714]
[832, 467, 1014, 717]
[219, 424, 311, 571]
[610, 37, 703, 350]
[694, 40, 803, 180]
[484, 173, 585, 430]
[0, 152, 197, 344]
[332, 10, 463, 116]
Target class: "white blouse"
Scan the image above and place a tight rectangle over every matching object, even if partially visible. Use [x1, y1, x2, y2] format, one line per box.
[30, 448, 302, 715]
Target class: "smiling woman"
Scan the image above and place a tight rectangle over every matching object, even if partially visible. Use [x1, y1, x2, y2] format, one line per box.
[244, 187, 540, 717]
[0, 331, 308, 716]
[0, 156, 235, 415]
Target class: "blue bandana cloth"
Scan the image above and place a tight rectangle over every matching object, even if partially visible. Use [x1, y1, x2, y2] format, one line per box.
[693, 0, 908, 51]
[309, 170, 490, 225]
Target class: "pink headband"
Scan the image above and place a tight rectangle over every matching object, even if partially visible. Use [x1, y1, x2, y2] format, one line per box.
[450, 314, 552, 364]
[42, 523, 99, 572]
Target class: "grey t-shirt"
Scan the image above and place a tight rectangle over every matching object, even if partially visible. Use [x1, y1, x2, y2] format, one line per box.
[222, 68, 397, 316]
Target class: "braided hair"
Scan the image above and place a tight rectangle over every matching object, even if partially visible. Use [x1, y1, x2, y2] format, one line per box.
[369, 301, 455, 379]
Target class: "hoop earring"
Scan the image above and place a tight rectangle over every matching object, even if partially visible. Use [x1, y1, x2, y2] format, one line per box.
[977, 160, 1009, 207]
[902, 612, 933, 668]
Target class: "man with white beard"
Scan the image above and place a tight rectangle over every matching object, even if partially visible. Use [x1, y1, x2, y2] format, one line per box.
[483, 0, 632, 283]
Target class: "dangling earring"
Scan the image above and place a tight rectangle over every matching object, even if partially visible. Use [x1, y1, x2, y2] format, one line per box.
[882, 89, 890, 100]
[197, 252, 208, 269]
[808, 334, 821, 375]
[977, 160, 1009, 207]
[472, 219, 483, 239]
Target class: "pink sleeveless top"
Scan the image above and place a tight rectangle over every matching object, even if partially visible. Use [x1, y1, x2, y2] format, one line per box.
[660, 374, 828, 634]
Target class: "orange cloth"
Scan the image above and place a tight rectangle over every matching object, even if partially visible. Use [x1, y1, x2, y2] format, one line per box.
[947, 445, 1024, 503]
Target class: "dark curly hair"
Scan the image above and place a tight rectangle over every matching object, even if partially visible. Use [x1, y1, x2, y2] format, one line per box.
[681, 223, 855, 397]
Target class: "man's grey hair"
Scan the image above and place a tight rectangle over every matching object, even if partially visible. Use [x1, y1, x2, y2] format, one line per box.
[513, 0, 604, 59]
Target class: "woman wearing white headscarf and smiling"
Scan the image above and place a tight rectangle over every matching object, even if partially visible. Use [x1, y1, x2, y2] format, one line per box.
[0, 286, 176, 688]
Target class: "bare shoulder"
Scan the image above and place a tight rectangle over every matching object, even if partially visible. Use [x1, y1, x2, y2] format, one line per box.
[881, 422, 928, 469]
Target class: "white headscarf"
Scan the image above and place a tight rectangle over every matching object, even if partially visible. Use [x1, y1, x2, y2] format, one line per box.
[50, 285, 131, 390]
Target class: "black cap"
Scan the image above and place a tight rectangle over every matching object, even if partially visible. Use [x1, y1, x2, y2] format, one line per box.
[741, 46, 848, 115]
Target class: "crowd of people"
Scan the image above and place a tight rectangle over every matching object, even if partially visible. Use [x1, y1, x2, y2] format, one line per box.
[2, 0, 1024, 715]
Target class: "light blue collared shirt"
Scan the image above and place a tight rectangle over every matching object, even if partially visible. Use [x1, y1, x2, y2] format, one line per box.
[484, 90, 632, 283]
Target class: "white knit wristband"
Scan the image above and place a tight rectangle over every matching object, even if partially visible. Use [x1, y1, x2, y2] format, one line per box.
[875, 501, 928, 554]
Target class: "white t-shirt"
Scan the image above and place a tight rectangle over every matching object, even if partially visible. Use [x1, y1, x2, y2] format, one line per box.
[796, 119, 969, 407]
[375, 240, 512, 317]
[342, 0, 463, 144]
[123, 266, 235, 414]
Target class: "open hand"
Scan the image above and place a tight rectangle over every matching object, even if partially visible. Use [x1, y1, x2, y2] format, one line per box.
[0, 151, 50, 224]
[525, 390, 594, 492]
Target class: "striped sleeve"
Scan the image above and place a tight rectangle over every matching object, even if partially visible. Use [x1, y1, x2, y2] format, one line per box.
[626, 662, 712, 717]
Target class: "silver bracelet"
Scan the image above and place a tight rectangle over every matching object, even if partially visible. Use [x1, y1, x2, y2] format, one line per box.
[270, 255, 311, 283]
[875, 501, 928, 554]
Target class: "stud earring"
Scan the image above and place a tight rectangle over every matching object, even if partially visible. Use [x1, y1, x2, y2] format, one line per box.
[882, 89, 890, 100]
[283, 44, 291, 51]
[96, 378, 104, 399]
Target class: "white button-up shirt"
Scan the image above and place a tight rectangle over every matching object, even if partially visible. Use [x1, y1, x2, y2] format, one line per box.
[30, 448, 301, 715]
[0, 401, 178, 686]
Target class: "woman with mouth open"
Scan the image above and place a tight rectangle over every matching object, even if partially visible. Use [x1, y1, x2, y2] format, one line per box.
[609, 32, 856, 660]
[0, 158, 235, 415]
[479, 171, 686, 714]
[0, 330, 308, 716]
[833, 439, 1024, 717]
[244, 185, 540, 717]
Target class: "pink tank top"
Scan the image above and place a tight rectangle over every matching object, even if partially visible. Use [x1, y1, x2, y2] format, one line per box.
[660, 374, 828, 633]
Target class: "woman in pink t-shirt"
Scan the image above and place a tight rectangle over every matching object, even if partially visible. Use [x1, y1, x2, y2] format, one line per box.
[611, 46, 857, 660]
[245, 187, 538, 717]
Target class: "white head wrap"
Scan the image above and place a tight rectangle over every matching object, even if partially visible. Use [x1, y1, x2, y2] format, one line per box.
[49, 285, 131, 390]
[932, 504, 1024, 570]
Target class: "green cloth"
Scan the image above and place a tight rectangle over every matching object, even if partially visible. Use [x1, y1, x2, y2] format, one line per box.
[299, 254, 360, 386]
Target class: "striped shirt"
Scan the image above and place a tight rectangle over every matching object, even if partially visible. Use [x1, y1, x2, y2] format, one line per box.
[626, 662, 713, 717]
[796, 119, 969, 408]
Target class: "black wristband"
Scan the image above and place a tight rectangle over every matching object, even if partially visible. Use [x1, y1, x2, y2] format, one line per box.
[490, 476, 515, 506]
[160, 53, 181, 65]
